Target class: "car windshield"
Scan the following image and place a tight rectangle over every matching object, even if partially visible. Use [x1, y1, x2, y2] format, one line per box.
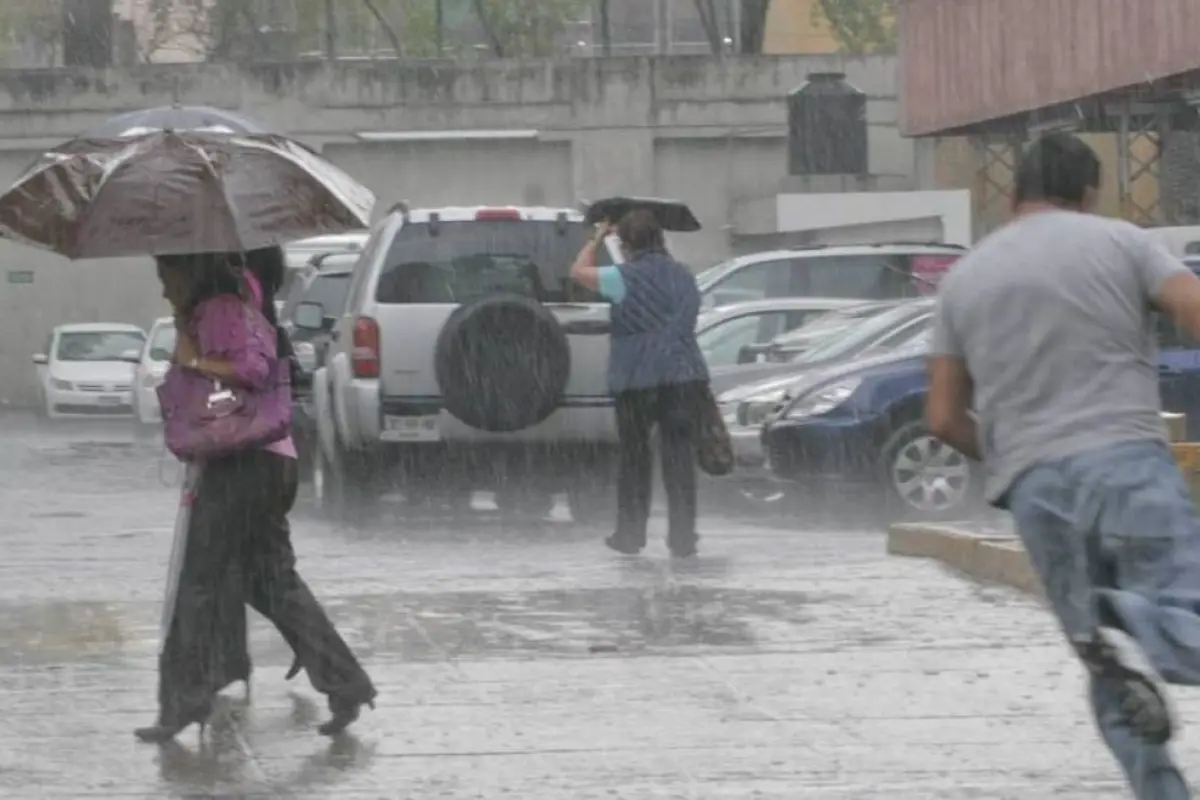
[375, 220, 612, 304]
[55, 331, 145, 362]
[771, 304, 895, 351]
[694, 257, 741, 290]
[304, 273, 352, 316]
[794, 302, 929, 364]
[147, 324, 176, 362]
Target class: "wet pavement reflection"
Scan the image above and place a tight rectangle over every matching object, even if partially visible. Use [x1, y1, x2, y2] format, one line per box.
[0, 414, 1183, 797]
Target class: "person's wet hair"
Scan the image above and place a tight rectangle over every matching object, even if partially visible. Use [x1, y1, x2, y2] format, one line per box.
[1013, 132, 1102, 209]
[241, 246, 294, 361]
[617, 209, 666, 254]
[156, 252, 242, 318]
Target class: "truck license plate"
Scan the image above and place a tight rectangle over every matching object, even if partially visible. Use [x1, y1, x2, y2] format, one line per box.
[381, 415, 439, 442]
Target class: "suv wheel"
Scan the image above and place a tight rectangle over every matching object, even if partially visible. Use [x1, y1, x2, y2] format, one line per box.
[879, 420, 978, 521]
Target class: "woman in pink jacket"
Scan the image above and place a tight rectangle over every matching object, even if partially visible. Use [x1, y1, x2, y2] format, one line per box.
[135, 251, 375, 743]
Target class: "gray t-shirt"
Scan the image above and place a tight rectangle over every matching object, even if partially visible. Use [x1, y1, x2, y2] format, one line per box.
[932, 210, 1190, 504]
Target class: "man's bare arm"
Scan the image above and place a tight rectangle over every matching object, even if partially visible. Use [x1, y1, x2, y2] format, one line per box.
[926, 355, 981, 460]
[1153, 271, 1200, 341]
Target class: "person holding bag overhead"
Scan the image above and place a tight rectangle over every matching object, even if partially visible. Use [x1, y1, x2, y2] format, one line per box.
[570, 209, 711, 558]
[136, 252, 375, 743]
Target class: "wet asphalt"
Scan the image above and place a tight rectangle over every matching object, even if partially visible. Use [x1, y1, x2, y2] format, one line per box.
[0, 413, 1193, 798]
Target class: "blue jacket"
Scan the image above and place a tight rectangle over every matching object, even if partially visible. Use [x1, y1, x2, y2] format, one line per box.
[608, 250, 709, 393]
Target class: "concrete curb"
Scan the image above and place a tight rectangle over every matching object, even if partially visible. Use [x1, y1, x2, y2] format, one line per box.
[886, 523, 1042, 595]
[888, 443, 1200, 596]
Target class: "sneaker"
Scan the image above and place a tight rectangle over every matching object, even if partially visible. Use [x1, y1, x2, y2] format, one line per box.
[1075, 627, 1175, 745]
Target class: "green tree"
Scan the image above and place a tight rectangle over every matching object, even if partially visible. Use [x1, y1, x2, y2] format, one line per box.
[0, 0, 66, 66]
[811, 0, 895, 53]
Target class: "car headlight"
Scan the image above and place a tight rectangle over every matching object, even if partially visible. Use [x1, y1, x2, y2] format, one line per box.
[142, 371, 166, 389]
[50, 378, 73, 391]
[783, 377, 862, 420]
[737, 390, 788, 428]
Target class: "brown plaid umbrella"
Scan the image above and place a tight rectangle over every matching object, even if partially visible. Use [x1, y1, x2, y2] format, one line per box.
[0, 129, 375, 259]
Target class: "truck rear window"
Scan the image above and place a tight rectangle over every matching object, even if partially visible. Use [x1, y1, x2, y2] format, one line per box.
[374, 220, 611, 304]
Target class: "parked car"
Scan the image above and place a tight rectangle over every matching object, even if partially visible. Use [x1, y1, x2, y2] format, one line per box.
[32, 323, 146, 419]
[695, 242, 965, 310]
[129, 316, 175, 431]
[280, 231, 369, 299]
[304, 203, 640, 520]
[710, 297, 935, 396]
[280, 252, 360, 378]
[750, 281, 1200, 520]
[751, 335, 970, 520]
[282, 261, 356, 479]
[696, 297, 865, 368]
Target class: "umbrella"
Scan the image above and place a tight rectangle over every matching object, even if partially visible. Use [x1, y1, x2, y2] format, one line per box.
[85, 105, 270, 138]
[584, 196, 702, 232]
[0, 129, 375, 260]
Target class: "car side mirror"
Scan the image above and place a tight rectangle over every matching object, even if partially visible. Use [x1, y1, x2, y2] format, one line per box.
[31, 353, 47, 365]
[736, 345, 762, 365]
[294, 301, 325, 331]
[321, 316, 337, 332]
[118, 349, 142, 363]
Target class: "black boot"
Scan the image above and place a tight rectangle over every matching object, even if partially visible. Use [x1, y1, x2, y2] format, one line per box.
[318, 691, 377, 737]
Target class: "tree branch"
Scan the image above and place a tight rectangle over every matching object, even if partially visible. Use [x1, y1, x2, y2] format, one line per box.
[471, 0, 505, 57]
[362, 0, 403, 57]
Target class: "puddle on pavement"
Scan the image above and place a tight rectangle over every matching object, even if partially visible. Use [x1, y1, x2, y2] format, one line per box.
[316, 584, 825, 661]
[0, 601, 128, 662]
[0, 580, 835, 667]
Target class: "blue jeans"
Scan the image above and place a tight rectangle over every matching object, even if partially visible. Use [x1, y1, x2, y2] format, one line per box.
[1008, 440, 1200, 799]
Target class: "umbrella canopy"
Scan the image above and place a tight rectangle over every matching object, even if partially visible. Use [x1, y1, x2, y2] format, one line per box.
[0, 130, 375, 260]
[584, 196, 702, 232]
[85, 105, 270, 138]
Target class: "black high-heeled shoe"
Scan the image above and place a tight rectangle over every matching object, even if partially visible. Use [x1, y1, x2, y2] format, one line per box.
[317, 693, 376, 737]
[134, 704, 213, 744]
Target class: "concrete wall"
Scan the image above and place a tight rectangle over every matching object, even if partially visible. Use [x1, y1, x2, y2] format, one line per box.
[0, 54, 916, 407]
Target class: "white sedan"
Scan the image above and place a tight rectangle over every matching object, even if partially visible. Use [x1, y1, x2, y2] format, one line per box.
[129, 316, 175, 428]
[32, 323, 146, 419]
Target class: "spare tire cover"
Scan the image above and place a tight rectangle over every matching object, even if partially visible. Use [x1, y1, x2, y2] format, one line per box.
[434, 294, 571, 432]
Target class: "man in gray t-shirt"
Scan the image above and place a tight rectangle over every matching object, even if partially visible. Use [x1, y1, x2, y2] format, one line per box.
[928, 132, 1200, 798]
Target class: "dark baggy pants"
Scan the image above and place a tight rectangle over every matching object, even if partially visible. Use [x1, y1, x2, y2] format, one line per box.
[613, 381, 705, 551]
[158, 450, 374, 725]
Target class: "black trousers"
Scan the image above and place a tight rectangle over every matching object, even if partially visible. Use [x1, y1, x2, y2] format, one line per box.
[613, 381, 705, 549]
[158, 450, 374, 724]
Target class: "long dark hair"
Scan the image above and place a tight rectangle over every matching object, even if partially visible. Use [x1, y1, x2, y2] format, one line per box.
[156, 252, 244, 323]
[241, 245, 294, 361]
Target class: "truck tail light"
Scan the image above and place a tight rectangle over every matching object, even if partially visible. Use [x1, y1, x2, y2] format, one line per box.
[475, 208, 522, 221]
[351, 316, 380, 379]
